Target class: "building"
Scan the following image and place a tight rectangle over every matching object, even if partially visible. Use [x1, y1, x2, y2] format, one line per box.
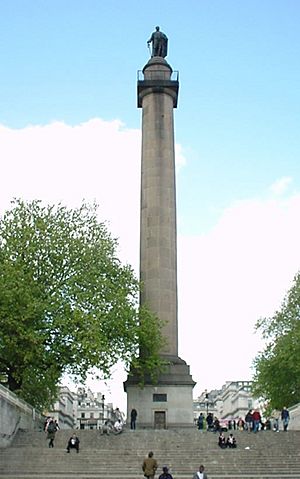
[75, 387, 114, 430]
[193, 381, 261, 425]
[218, 381, 259, 420]
[48, 386, 115, 430]
[193, 389, 219, 425]
[49, 386, 76, 429]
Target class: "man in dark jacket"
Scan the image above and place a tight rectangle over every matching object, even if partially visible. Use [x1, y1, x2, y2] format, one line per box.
[281, 407, 290, 431]
[66, 433, 80, 453]
[130, 408, 137, 430]
[46, 418, 58, 448]
[245, 410, 253, 431]
[159, 466, 173, 479]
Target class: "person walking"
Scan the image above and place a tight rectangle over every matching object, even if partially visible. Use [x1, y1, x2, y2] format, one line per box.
[130, 408, 137, 430]
[281, 407, 290, 431]
[252, 410, 261, 433]
[197, 413, 204, 430]
[273, 414, 280, 432]
[46, 417, 58, 448]
[192, 464, 208, 479]
[206, 413, 213, 431]
[142, 451, 158, 479]
[245, 410, 253, 431]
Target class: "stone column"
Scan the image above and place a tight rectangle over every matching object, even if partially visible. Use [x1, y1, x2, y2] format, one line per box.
[124, 56, 195, 428]
[139, 56, 178, 360]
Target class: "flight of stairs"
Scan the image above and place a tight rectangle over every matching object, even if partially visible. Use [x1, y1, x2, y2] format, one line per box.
[0, 428, 300, 478]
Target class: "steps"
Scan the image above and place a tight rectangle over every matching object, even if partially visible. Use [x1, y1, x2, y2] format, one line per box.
[0, 428, 300, 479]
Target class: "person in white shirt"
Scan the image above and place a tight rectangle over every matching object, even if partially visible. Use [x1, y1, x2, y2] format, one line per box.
[113, 419, 123, 434]
[66, 433, 80, 453]
[192, 464, 208, 479]
[226, 433, 237, 448]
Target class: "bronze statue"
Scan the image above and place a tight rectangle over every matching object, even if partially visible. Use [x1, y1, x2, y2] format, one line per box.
[147, 26, 168, 58]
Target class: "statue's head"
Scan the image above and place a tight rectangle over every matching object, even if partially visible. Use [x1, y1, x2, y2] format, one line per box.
[155, 26, 160, 31]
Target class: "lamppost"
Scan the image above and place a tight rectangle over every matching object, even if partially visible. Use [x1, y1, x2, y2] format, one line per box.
[101, 394, 105, 425]
[204, 389, 209, 416]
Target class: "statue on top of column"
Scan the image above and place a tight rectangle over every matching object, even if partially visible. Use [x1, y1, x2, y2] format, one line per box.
[147, 26, 168, 58]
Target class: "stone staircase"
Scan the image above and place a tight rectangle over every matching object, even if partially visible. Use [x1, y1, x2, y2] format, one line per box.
[0, 428, 300, 479]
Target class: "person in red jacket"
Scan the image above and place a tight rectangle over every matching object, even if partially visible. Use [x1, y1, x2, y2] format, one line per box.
[252, 410, 261, 433]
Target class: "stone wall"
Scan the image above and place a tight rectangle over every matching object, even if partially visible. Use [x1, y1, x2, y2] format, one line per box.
[0, 384, 43, 448]
[289, 402, 300, 430]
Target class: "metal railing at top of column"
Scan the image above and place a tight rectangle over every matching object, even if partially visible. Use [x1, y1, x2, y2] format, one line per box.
[137, 70, 179, 82]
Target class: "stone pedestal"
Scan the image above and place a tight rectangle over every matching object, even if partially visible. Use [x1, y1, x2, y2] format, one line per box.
[124, 357, 195, 428]
[124, 57, 195, 428]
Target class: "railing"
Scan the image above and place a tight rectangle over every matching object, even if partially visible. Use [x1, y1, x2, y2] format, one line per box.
[137, 70, 179, 82]
[0, 384, 44, 447]
[0, 384, 36, 414]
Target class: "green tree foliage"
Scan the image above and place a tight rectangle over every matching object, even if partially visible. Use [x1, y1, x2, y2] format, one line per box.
[0, 200, 164, 409]
[252, 272, 300, 409]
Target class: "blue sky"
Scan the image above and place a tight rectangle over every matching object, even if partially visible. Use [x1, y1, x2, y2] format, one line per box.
[1, 1, 300, 408]
[1, 0, 299, 233]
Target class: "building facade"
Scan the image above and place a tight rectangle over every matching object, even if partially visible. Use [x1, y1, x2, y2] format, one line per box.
[48, 386, 115, 430]
[49, 386, 76, 429]
[193, 381, 261, 425]
[75, 387, 114, 430]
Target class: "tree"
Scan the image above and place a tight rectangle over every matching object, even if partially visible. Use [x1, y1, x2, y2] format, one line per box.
[252, 272, 300, 409]
[0, 200, 164, 409]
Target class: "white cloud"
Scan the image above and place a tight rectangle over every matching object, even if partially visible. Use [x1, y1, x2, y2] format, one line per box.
[178, 191, 300, 398]
[1, 120, 300, 410]
[0, 119, 186, 271]
[0, 119, 141, 269]
[269, 176, 292, 196]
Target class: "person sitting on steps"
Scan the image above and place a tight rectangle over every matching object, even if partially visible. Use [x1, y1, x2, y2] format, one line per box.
[100, 419, 112, 435]
[226, 433, 237, 448]
[66, 433, 80, 453]
[218, 432, 226, 448]
[113, 418, 123, 434]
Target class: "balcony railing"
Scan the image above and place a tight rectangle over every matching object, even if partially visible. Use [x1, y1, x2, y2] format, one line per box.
[137, 70, 179, 82]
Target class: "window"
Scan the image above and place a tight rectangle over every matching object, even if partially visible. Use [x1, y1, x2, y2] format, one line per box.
[153, 393, 167, 402]
[81, 413, 85, 418]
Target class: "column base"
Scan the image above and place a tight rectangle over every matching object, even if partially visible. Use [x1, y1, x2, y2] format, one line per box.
[124, 356, 196, 429]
